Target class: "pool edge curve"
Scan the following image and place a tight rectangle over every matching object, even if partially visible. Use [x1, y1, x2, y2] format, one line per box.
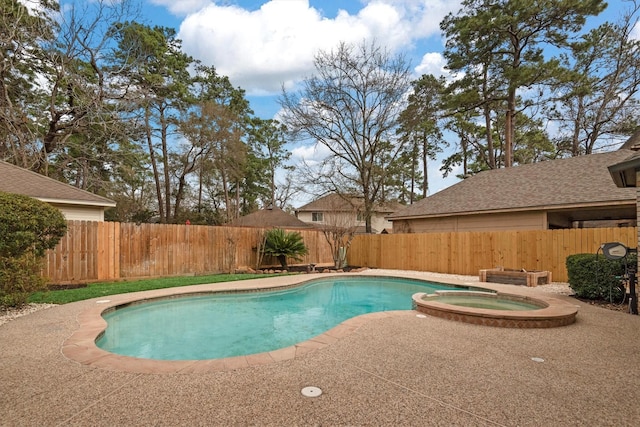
[62, 273, 421, 374]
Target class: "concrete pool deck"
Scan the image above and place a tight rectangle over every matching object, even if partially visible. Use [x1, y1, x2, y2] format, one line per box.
[1, 269, 639, 426]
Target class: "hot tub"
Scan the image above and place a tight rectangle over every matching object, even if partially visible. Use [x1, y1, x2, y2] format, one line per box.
[412, 290, 578, 328]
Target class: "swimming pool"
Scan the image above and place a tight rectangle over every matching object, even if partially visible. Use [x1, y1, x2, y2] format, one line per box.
[96, 276, 473, 360]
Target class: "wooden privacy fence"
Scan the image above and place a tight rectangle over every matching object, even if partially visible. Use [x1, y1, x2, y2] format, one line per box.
[43, 223, 637, 284]
[42, 221, 334, 284]
[347, 227, 638, 283]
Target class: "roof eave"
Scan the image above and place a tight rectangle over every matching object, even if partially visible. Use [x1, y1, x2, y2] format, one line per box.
[387, 200, 636, 221]
[608, 156, 640, 188]
[38, 197, 117, 208]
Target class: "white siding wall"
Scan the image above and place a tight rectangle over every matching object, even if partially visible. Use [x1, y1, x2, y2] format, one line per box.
[296, 211, 316, 223]
[297, 210, 393, 233]
[371, 214, 393, 232]
[53, 204, 105, 221]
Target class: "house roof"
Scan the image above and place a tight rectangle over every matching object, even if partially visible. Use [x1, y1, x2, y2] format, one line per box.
[296, 194, 404, 214]
[0, 160, 116, 207]
[618, 128, 640, 150]
[388, 150, 636, 220]
[229, 206, 314, 229]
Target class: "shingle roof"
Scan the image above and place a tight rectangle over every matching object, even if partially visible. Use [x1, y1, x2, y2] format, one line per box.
[388, 150, 636, 220]
[619, 128, 640, 150]
[0, 160, 115, 207]
[296, 194, 404, 214]
[229, 207, 314, 228]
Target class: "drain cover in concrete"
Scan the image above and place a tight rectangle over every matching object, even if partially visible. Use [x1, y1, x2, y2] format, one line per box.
[416, 314, 427, 318]
[301, 386, 322, 397]
[531, 357, 545, 363]
[96, 300, 111, 304]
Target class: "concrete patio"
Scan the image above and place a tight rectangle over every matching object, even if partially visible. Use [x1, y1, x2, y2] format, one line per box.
[1, 270, 639, 426]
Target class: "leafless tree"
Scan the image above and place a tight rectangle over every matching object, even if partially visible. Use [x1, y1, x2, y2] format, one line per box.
[317, 196, 360, 268]
[550, 1, 640, 154]
[280, 40, 411, 233]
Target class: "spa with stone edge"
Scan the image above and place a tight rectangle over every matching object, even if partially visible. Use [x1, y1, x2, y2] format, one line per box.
[412, 290, 578, 328]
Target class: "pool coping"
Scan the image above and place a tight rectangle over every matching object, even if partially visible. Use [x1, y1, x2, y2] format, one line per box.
[61, 271, 578, 373]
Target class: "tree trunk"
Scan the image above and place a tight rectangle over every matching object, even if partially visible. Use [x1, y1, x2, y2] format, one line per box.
[482, 66, 496, 169]
[505, 89, 516, 168]
[422, 135, 428, 198]
[145, 104, 164, 222]
[278, 255, 287, 268]
[484, 105, 495, 169]
[160, 106, 172, 222]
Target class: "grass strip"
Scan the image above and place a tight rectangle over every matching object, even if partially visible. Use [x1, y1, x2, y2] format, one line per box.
[28, 274, 275, 305]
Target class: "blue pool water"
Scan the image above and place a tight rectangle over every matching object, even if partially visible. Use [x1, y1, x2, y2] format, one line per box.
[97, 276, 471, 360]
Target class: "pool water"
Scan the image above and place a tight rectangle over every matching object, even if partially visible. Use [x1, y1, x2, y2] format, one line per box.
[97, 276, 471, 360]
[431, 295, 542, 311]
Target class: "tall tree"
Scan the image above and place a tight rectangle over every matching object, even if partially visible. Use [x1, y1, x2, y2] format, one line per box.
[114, 22, 193, 223]
[179, 100, 244, 222]
[280, 41, 411, 232]
[0, 0, 57, 168]
[440, 111, 480, 179]
[441, 0, 606, 167]
[397, 74, 447, 202]
[104, 139, 155, 223]
[191, 64, 254, 220]
[443, 58, 503, 169]
[550, 1, 640, 155]
[247, 118, 293, 208]
[37, 0, 141, 176]
[1, 0, 140, 180]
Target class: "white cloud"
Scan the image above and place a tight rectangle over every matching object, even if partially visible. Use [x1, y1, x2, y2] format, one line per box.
[414, 52, 448, 77]
[174, 0, 459, 95]
[631, 21, 640, 40]
[291, 143, 331, 165]
[18, 0, 47, 13]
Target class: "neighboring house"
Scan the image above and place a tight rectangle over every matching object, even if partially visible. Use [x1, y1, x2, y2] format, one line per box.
[387, 149, 637, 233]
[296, 194, 404, 234]
[0, 160, 116, 221]
[229, 206, 315, 229]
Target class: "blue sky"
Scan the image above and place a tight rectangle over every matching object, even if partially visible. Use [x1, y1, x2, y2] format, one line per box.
[133, 1, 635, 203]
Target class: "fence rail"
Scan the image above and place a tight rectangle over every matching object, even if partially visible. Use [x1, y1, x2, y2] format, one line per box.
[42, 221, 334, 284]
[348, 227, 638, 282]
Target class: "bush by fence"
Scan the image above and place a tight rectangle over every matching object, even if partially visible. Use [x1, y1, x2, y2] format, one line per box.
[1, 192, 67, 306]
[566, 253, 636, 300]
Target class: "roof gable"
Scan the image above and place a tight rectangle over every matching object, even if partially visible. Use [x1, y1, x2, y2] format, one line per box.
[229, 207, 314, 228]
[619, 128, 640, 150]
[297, 194, 403, 214]
[389, 150, 636, 219]
[0, 160, 115, 207]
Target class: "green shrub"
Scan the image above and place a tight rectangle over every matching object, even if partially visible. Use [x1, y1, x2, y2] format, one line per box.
[566, 253, 635, 301]
[0, 255, 47, 306]
[262, 228, 309, 268]
[0, 192, 67, 307]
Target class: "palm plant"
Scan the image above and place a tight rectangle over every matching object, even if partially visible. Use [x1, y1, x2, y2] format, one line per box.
[262, 228, 308, 268]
